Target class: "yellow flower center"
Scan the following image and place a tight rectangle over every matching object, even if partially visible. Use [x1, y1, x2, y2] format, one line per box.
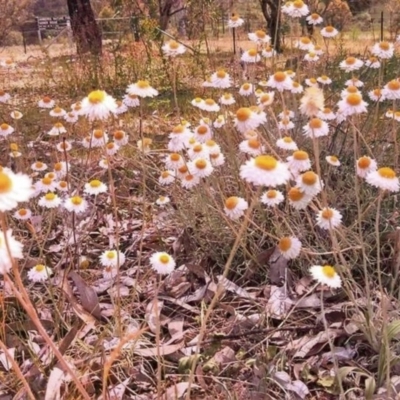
[274, 71, 286, 82]
[288, 187, 305, 201]
[388, 80, 400, 91]
[322, 265, 336, 278]
[347, 86, 358, 93]
[0, 90, 5, 96]
[35, 264, 45, 272]
[205, 98, 215, 106]
[236, 107, 252, 121]
[325, 26, 334, 33]
[223, 93, 232, 100]
[54, 122, 64, 128]
[42, 177, 52, 185]
[137, 80, 150, 89]
[242, 83, 251, 90]
[88, 90, 106, 104]
[378, 167, 396, 179]
[293, 150, 309, 161]
[193, 144, 203, 152]
[321, 208, 334, 219]
[248, 139, 261, 149]
[225, 196, 239, 210]
[345, 57, 356, 65]
[195, 159, 207, 169]
[248, 49, 258, 57]
[45, 192, 56, 201]
[59, 181, 68, 188]
[178, 165, 188, 174]
[106, 142, 115, 149]
[54, 163, 62, 171]
[283, 136, 293, 143]
[302, 172, 318, 186]
[293, 0, 304, 8]
[93, 129, 104, 139]
[309, 78, 317, 84]
[216, 69, 226, 78]
[128, 94, 138, 99]
[46, 173, 55, 179]
[346, 93, 362, 106]
[279, 237, 292, 252]
[18, 208, 27, 216]
[114, 131, 125, 140]
[168, 40, 179, 50]
[373, 89, 382, 96]
[53, 107, 62, 114]
[254, 155, 278, 171]
[260, 94, 271, 103]
[267, 190, 277, 199]
[379, 41, 390, 51]
[90, 180, 102, 188]
[357, 156, 371, 169]
[170, 153, 180, 162]
[329, 156, 338, 162]
[311, 13, 320, 20]
[255, 30, 266, 38]
[9, 143, 18, 151]
[300, 37, 311, 44]
[106, 251, 115, 259]
[264, 46, 272, 52]
[41, 96, 51, 103]
[185, 174, 195, 181]
[0, 123, 9, 130]
[71, 196, 83, 205]
[159, 254, 170, 264]
[161, 171, 171, 178]
[309, 118, 322, 129]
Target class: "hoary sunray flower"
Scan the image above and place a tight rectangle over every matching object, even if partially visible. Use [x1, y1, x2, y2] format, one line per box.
[200, 98, 220, 113]
[337, 93, 368, 117]
[188, 158, 214, 178]
[156, 196, 170, 206]
[276, 136, 298, 151]
[296, 171, 324, 196]
[234, 107, 263, 133]
[0, 168, 33, 211]
[365, 56, 381, 69]
[240, 155, 290, 187]
[14, 208, 32, 220]
[210, 69, 232, 88]
[278, 236, 302, 259]
[48, 122, 66, 136]
[224, 196, 248, 220]
[326, 155, 341, 166]
[340, 85, 360, 98]
[0, 123, 14, 137]
[149, 252, 176, 275]
[165, 153, 185, 170]
[181, 173, 200, 189]
[137, 138, 152, 153]
[287, 150, 312, 173]
[306, 13, 323, 25]
[290, 81, 304, 94]
[49, 107, 66, 118]
[303, 118, 329, 138]
[0, 90, 11, 103]
[366, 167, 399, 192]
[260, 189, 284, 207]
[310, 265, 341, 288]
[316, 207, 343, 230]
[284, 0, 309, 18]
[115, 100, 128, 114]
[239, 139, 265, 156]
[159, 170, 175, 185]
[262, 45, 276, 58]
[127, 80, 158, 98]
[368, 88, 385, 102]
[38, 96, 55, 109]
[305, 78, 318, 87]
[239, 83, 253, 96]
[228, 14, 244, 28]
[53, 162, 69, 179]
[356, 156, 378, 178]
[345, 77, 364, 88]
[371, 41, 394, 59]
[162, 40, 186, 57]
[123, 93, 140, 107]
[241, 48, 261, 63]
[383, 79, 400, 100]
[210, 152, 225, 167]
[64, 112, 78, 123]
[28, 264, 53, 282]
[248, 29, 270, 44]
[191, 97, 204, 109]
[188, 143, 209, 160]
[339, 56, 363, 72]
[267, 71, 292, 92]
[304, 52, 319, 63]
[57, 180, 69, 192]
[0, 229, 24, 274]
[84, 179, 107, 195]
[219, 93, 236, 105]
[258, 92, 275, 107]
[56, 141, 72, 153]
[31, 161, 48, 172]
[105, 142, 119, 156]
[278, 118, 295, 131]
[299, 87, 324, 117]
[318, 107, 336, 120]
[295, 36, 313, 51]
[64, 195, 88, 214]
[10, 110, 23, 120]
[213, 115, 225, 128]
[204, 140, 221, 155]
[320, 26, 339, 38]
[81, 90, 117, 121]
[317, 75, 332, 85]
[100, 250, 126, 268]
[38, 192, 62, 208]
[113, 130, 129, 146]
[288, 187, 312, 210]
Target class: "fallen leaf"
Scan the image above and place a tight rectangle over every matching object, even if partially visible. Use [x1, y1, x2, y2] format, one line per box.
[145, 300, 164, 334]
[133, 342, 183, 357]
[0, 348, 14, 371]
[217, 276, 255, 299]
[266, 286, 294, 319]
[164, 382, 199, 400]
[45, 366, 64, 400]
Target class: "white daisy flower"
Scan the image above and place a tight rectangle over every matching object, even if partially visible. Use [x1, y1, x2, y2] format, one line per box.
[127, 80, 158, 98]
[84, 180, 107, 195]
[345, 78, 364, 88]
[294, 36, 314, 51]
[241, 49, 261, 63]
[224, 196, 248, 220]
[310, 265, 341, 288]
[48, 122, 66, 136]
[260, 190, 284, 207]
[337, 93, 368, 117]
[181, 174, 200, 189]
[149, 252, 176, 275]
[53, 162, 69, 179]
[64, 196, 88, 214]
[27, 264, 53, 282]
[305, 78, 319, 87]
[191, 97, 205, 109]
[306, 13, 323, 25]
[162, 40, 186, 57]
[316, 207, 342, 230]
[368, 88, 385, 102]
[49, 107, 66, 118]
[267, 71, 292, 92]
[284, 0, 309, 18]
[383, 79, 400, 100]
[303, 118, 329, 138]
[14, 208, 32, 220]
[317, 75, 332, 85]
[318, 107, 336, 121]
[219, 93, 236, 105]
[278, 236, 302, 259]
[64, 112, 78, 123]
[0, 90, 11, 103]
[278, 118, 295, 131]
[213, 115, 225, 128]
[156, 196, 170, 206]
[304, 52, 319, 63]
[81, 90, 117, 121]
[187, 143, 209, 160]
[258, 92, 275, 107]
[187, 158, 214, 178]
[339, 56, 364, 72]
[239, 138, 265, 156]
[288, 187, 312, 210]
[0, 169, 33, 211]
[210, 152, 225, 167]
[276, 136, 297, 151]
[287, 151, 312, 173]
[261, 46, 276, 58]
[0, 123, 14, 137]
[365, 57, 381, 69]
[90, 129, 109, 148]
[371, 41, 394, 59]
[228, 14, 244, 28]
[123, 93, 140, 107]
[296, 171, 324, 196]
[38, 192, 62, 208]
[366, 167, 399, 192]
[240, 155, 290, 187]
[320, 26, 339, 38]
[113, 130, 129, 146]
[56, 181, 69, 192]
[204, 140, 221, 155]
[326, 155, 341, 167]
[100, 250, 126, 268]
[248, 30, 271, 44]
[200, 98, 220, 113]
[193, 124, 213, 142]
[210, 70, 232, 89]
[159, 170, 176, 185]
[234, 107, 263, 133]
[0, 229, 23, 274]
[31, 161, 48, 172]
[239, 83, 254, 96]
[115, 100, 128, 114]
[105, 142, 119, 156]
[356, 156, 377, 178]
[10, 111, 23, 120]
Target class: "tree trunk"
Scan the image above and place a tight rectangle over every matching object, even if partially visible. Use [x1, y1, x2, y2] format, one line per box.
[259, 0, 281, 53]
[67, 0, 102, 56]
